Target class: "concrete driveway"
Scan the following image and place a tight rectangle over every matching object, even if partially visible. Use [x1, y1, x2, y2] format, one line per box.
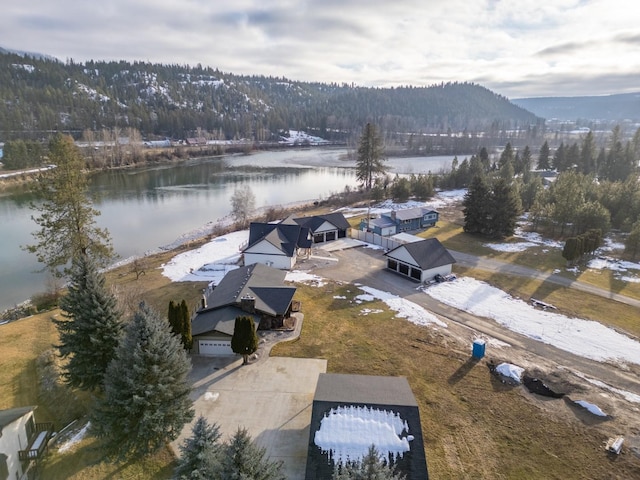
[172, 353, 327, 479]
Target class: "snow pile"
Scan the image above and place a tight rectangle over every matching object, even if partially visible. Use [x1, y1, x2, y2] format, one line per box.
[161, 230, 248, 282]
[571, 372, 640, 404]
[58, 422, 90, 453]
[314, 406, 412, 464]
[357, 285, 447, 328]
[285, 271, 327, 287]
[204, 392, 220, 402]
[495, 363, 525, 383]
[425, 277, 640, 365]
[574, 400, 607, 417]
[587, 257, 640, 282]
[361, 308, 384, 316]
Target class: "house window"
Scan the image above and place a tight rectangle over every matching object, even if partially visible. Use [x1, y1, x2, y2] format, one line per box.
[388, 259, 398, 271]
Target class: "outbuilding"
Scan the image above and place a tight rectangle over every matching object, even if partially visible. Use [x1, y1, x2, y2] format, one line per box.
[305, 374, 428, 479]
[384, 238, 456, 282]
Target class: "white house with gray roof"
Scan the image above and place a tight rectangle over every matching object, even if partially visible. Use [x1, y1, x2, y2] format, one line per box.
[384, 238, 455, 282]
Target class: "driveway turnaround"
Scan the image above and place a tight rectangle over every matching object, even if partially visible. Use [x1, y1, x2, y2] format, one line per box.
[172, 355, 328, 480]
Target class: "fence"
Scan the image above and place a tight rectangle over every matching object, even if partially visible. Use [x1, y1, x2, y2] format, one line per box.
[348, 229, 403, 251]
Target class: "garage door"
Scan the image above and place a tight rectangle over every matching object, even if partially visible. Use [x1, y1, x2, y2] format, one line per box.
[198, 340, 234, 356]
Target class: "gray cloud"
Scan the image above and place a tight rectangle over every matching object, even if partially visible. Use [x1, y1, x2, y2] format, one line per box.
[1, 0, 639, 98]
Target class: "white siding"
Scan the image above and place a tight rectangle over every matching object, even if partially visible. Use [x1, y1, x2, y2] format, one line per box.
[0, 411, 32, 480]
[314, 221, 337, 233]
[420, 264, 452, 282]
[385, 246, 419, 267]
[244, 239, 284, 255]
[244, 253, 295, 270]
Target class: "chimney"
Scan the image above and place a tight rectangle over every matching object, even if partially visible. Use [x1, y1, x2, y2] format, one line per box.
[200, 289, 207, 310]
[391, 210, 397, 221]
[240, 295, 256, 313]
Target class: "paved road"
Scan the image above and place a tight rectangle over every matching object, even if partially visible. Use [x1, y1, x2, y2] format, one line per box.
[451, 250, 640, 309]
[314, 246, 640, 396]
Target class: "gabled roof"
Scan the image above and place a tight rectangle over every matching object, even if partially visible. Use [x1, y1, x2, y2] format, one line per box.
[385, 238, 456, 269]
[246, 222, 311, 256]
[391, 207, 438, 221]
[193, 263, 296, 336]
[293, 212, 351, 232]
[0, 406, 34, 430]
[192, 306, 261, 336]
[368, 216, 396, 229]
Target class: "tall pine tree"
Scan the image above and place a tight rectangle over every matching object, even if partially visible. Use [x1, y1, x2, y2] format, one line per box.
[489, 178, 522, 239]
[175, 416, 222, 480]
[356, 123, 386, 190]
[180, 299, 193, 350]
[462, 175, 491, 235]
[91, 302, 194, 459]
[332, 445, 405, 480]
[55, 254, 123, 391]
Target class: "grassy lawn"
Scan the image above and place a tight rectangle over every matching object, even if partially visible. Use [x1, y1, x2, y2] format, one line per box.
[272, 282, 640, 479]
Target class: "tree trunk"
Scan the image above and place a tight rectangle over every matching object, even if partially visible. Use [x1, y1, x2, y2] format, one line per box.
[242, 354, 249, 365]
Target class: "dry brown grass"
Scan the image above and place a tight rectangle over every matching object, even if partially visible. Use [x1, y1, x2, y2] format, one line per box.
[272, 283, 640, 480]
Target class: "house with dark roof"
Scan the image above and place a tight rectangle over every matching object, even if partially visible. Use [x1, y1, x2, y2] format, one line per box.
[305, 374, 428, 480]
[0, 406, 54, 480]
[384, 238, 456, 282]
[290, 212, 351, 244]
[243, 222, 312, 270]
[191, 263, 297, 355]
[360, 207, 439, 236]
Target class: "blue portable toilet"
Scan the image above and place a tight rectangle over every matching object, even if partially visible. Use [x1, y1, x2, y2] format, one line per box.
[472, 339, 486, 359]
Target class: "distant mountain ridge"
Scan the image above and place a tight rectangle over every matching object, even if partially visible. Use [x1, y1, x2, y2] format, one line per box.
[512, 92, 640, 121]
[0, 48, 540, 140]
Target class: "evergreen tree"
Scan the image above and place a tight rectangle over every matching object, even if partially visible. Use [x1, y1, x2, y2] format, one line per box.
[25, 134, 114, 276]
[92, 302, 194, 459]
[218, 427, 285, 480]
[580, 131, 597, 174]
[462, 175, 491, 235]
[332, 445, 405, 480]
[55, 254, 123, 391]
[489, 178, 522, 239]
[552, 143, 567, 171]
[231, 316, 259, 365]
[356, 123, 386, 190]
[180, 299, 193, 350]
[391, 175, 410, 202]
[168, 300, 180, 334]
[625, 222, 640, 260]
[498, 142, 514, 169]
[175, 416, 222, 480]
[562, 237, 581, 265]
[537, 141, 551, 170]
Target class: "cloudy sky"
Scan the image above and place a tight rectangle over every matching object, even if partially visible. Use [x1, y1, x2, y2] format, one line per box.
[2, 0, 639, 98]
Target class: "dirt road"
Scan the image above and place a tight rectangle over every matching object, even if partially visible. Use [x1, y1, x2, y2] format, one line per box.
[309, 245, 640, 398]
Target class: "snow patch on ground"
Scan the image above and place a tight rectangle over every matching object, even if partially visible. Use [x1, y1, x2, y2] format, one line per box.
[285, 271, 327, 287]
[571, 371, 640, 404]
[424, 277, 640, 365]
[161, 230, 248, 282]
[58, 422, 90, 453]
[357, 285, 447, 328]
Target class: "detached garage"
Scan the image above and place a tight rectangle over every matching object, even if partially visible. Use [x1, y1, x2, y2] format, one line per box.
[384, 238, 456, 283]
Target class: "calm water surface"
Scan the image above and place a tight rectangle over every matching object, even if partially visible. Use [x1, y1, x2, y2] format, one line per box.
[0, 149, 456, 311]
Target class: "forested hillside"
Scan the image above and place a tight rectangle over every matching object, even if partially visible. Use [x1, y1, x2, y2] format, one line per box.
[0, 51, 540, 142]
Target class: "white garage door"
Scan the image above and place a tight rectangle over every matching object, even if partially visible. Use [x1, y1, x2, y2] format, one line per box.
[199, 340, 234, 356]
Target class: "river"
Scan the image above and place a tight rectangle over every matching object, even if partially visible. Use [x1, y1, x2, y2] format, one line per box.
[0, 148, 457, 311]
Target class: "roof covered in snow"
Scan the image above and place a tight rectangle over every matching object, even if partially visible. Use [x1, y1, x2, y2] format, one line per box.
[306, 374, 428, 480]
